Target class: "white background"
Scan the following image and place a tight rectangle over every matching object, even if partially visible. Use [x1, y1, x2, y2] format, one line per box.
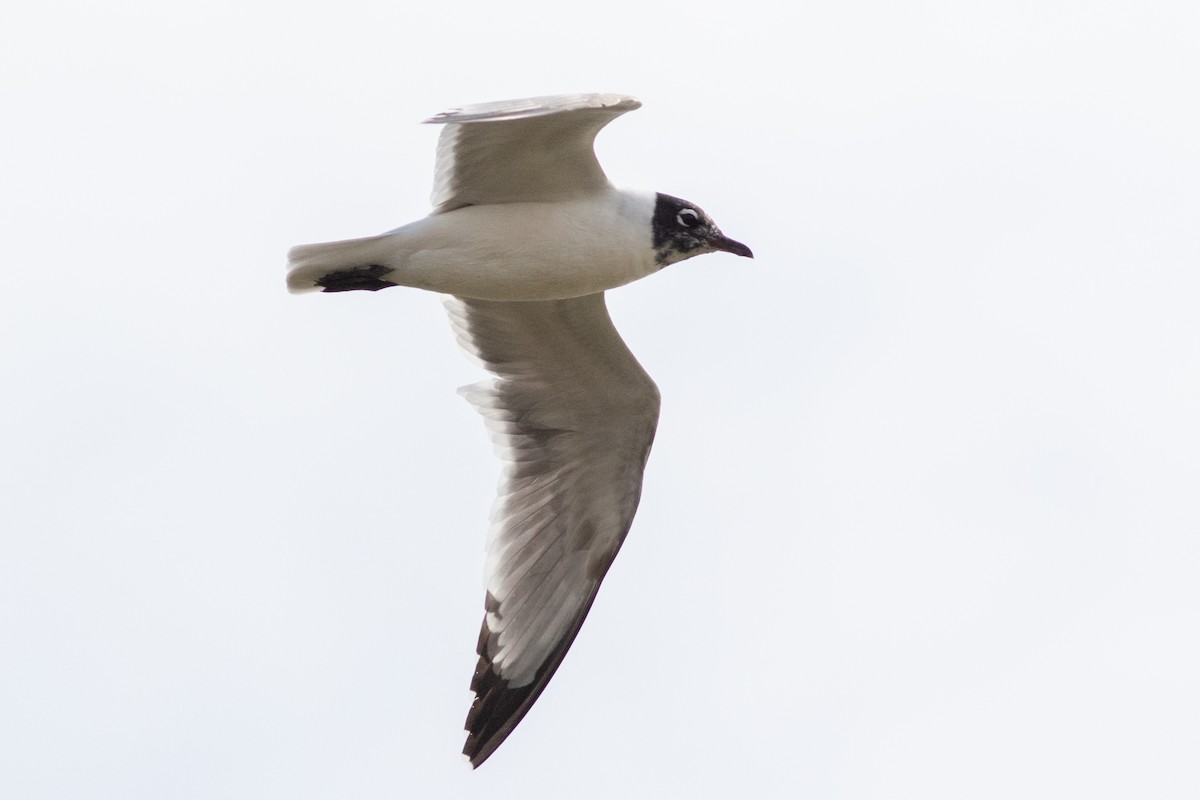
[3, 1, 1198, 797]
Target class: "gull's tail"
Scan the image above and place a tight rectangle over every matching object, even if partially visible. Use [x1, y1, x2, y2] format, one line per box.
[286, 233, 402, 294]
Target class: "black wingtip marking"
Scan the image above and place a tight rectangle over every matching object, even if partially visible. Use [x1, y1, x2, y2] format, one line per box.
[464, 592, 531, 768]
[461, 587, 606, 768]
[463, 665, 538, 768]
[315, 264, 398, 293]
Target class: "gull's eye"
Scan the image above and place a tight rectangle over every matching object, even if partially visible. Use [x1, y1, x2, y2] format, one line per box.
[676, 208, 700, 228]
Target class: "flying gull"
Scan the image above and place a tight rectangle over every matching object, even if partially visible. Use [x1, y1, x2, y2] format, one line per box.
[287, 93, 752, 767]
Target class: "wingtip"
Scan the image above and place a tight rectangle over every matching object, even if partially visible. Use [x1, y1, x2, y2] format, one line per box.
[462, 711, 515, 769]
[462, 740, 489, 769]
[461, 707, 504, 769]
[422, 93, 641, 125]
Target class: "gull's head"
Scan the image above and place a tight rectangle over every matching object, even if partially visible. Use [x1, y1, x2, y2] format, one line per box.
[651, 192, 753, 267]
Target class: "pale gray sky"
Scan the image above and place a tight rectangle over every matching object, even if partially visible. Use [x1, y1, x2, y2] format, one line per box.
[2, 1, 1198, 798]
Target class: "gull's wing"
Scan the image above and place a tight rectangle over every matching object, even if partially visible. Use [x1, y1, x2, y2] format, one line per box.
[424, 93, 641, 213]
[445, 292, 660, 767]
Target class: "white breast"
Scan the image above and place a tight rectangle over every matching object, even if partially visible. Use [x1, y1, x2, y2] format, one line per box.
[391, 188, 659, 301]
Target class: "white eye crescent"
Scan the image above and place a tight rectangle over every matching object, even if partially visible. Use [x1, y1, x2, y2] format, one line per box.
[676, 209, 699, 227]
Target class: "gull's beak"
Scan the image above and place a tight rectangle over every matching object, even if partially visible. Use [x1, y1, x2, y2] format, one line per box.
[706, 232, 754, 259]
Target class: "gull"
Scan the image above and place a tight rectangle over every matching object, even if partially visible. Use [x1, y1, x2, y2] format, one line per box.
[287, 93, 752, 767]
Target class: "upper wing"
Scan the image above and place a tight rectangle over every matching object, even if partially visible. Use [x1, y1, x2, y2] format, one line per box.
[445, 292, 660, 767]
[424, 93, 641, 213]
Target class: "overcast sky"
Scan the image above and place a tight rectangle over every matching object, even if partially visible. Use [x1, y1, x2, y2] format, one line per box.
[3, 1, 1198, 798]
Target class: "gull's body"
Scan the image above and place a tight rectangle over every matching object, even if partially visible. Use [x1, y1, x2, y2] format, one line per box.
[289, 192, 661, 300]
[287, 93, 751, 767]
